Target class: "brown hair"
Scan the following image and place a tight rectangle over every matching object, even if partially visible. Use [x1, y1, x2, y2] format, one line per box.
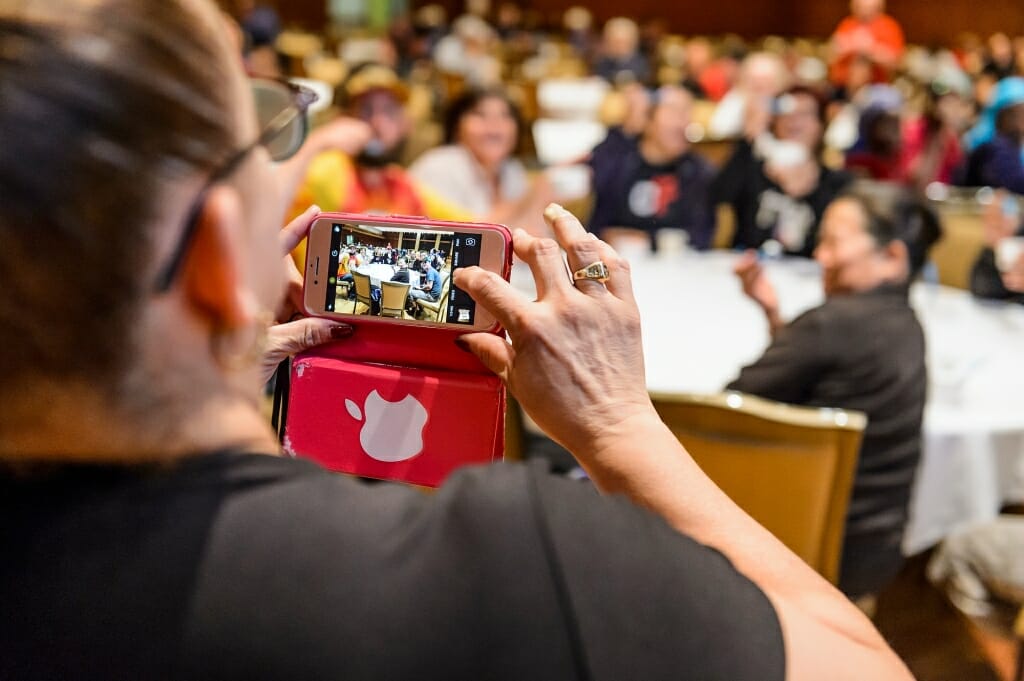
[0, 0, 237, 392]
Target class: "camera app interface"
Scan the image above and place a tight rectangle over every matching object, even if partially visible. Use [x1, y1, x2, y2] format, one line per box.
[325, 223, 482, 325]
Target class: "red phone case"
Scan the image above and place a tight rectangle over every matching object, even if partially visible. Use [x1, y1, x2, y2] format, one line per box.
[283, 213, 513, 487]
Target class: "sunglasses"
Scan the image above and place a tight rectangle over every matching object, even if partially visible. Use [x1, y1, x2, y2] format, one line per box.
[153, 77, 318, 292]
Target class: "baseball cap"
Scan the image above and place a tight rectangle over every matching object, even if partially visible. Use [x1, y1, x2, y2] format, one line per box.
[341, 64, 409, 105]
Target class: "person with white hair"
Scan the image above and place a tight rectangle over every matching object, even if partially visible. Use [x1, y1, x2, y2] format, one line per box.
[593, 17, 650, 85]
[708, 51, 791, 141]
[433, 14, 501, 86]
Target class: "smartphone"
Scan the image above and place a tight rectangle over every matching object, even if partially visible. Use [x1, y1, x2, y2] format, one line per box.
[303, 213, 512, 332]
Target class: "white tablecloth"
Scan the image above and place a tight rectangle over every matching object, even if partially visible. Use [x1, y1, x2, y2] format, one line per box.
[355, 264, 420, 288]
[511, 250, 1024, 554]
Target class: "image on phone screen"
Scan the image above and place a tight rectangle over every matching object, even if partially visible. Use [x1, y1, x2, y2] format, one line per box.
[324, 222, 483, 325]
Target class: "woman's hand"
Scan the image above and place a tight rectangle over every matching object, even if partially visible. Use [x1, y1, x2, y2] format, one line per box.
[304, 117, 374, 158]
[733, 250, 784, 336]
[258, 205, 352, 383]
[454, 204, 656, 457]
[733, 251, 778, 313]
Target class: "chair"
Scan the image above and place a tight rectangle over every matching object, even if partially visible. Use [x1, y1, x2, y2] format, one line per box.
[416, 273, 451, 322]
[713, 203, 737, 250]
[650, 390, 865, 584]
[930, 199, 988, 290]
[351, 271, 373, 315]
[380, 281, 412, 319]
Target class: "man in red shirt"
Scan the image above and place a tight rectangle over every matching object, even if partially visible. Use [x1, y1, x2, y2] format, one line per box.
[830, 0, 905, 87]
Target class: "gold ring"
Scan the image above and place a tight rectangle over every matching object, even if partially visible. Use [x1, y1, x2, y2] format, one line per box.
[572, 261, 609, 284]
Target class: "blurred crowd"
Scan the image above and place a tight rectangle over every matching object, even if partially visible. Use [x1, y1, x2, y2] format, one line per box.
[221, 0, 1024, 300]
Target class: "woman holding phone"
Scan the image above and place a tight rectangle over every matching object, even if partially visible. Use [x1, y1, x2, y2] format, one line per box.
[0, 2, 909, 679]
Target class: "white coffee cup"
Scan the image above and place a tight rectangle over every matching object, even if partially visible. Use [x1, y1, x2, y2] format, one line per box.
[656, 228, 690, 256]
[996, 236, 1024, 273]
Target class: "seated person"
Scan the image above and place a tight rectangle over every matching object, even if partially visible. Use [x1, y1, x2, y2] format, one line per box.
[711, 86, 853, 257]
[337, 246, 364, 296]
[708, 51, 790, 141]
[410, 260, 443, 307]
[961, 77, 1024, 192]
[588, 86, 716, 251]
[727, 185, 942, 599]
[1, 3, 914, 677]
[390, 258, 412, 284]
[970, 190, 1024, 303]
[289, 63, 471, 266]
[899, 72, 970, 191]
[829, 0, 905, 88]
[844, 88, 903, 181]
[412, 251, 429, 275]
[408, 88, 553, 235]
[592, 17, 650, 85]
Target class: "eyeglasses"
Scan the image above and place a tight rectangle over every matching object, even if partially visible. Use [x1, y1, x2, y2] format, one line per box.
[153, 78, 318, 292]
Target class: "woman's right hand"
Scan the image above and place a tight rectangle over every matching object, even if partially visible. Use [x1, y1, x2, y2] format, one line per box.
[454, 205, 657, 457]
[733, 250, 779, 315]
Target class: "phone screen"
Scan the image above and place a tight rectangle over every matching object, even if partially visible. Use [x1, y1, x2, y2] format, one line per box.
[324, 222, 483, 326]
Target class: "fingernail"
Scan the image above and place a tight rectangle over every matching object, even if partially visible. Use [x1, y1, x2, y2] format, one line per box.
[543, 203, 569, 222]
[307, 204, 321, 215]
[454, 336, 471, 353]
[329, 324, 353, 339]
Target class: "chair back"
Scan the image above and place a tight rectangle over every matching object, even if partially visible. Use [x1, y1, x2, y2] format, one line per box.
[650, 391, 865, 584]
[929, 195, 989, 290]
[380, 281, 411, 318]
[352, 271, 373, 307]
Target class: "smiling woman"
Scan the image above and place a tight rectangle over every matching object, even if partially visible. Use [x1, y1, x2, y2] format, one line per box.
[408, 87, 556, 234]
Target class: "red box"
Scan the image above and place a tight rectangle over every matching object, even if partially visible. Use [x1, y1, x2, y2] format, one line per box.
[283, 213, 510, 487]
[284, 350, 505, 487]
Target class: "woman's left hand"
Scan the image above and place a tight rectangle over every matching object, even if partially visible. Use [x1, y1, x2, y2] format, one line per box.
[258, 205, 352, 383]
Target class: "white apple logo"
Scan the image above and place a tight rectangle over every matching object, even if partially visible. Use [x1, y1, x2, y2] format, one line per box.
[345, 390, 428, 462]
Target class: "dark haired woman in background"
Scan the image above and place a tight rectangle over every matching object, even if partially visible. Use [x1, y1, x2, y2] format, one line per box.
[409, 88, 553, 233]
[727, 184, 943, 602]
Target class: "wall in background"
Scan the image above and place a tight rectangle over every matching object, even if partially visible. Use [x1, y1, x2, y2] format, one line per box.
[267, 0, 1024, 47]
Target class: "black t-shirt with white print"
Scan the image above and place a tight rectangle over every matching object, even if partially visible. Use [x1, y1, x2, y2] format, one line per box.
[710, 139, 852, 257]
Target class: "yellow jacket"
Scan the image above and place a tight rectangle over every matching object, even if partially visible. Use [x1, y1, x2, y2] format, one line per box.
[289, 151, 473, 267]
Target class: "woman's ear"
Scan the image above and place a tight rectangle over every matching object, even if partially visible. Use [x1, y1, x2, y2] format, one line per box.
[180, 185, 253, 330]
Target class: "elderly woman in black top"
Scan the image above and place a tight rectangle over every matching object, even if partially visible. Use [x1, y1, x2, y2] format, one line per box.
[728, 184, 942, 600]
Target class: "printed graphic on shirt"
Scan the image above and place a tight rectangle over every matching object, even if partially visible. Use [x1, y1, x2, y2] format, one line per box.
[628, 175, 680, 218]
[756, 189, 815, 251]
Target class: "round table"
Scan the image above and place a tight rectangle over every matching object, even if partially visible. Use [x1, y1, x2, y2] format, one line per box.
[511, 249, 1024, 554]
[354, 264, 420, 287]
